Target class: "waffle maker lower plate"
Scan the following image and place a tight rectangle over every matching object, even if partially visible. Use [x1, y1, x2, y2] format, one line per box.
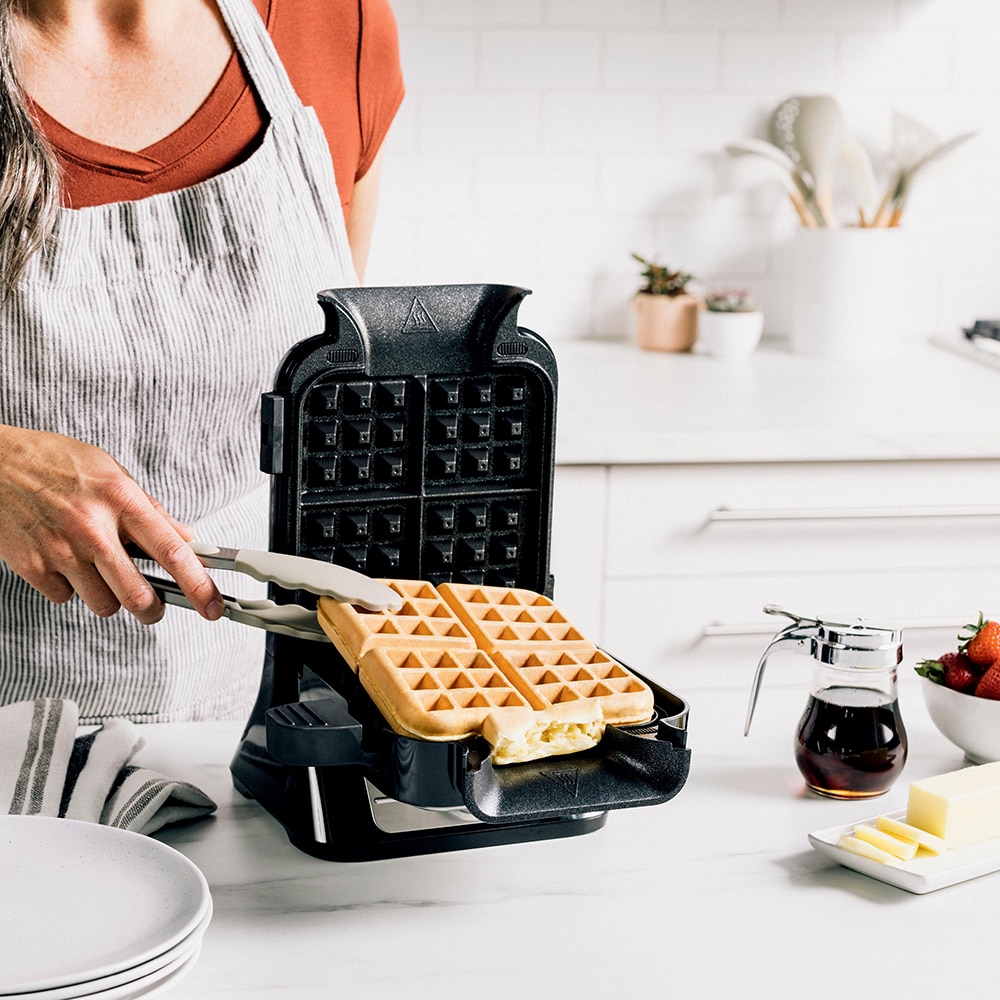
[230, 284, 691, 861]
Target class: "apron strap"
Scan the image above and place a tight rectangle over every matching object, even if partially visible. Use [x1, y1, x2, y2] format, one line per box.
[214, 0, 301, 119]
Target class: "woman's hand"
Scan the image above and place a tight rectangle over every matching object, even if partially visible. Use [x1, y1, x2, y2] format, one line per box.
[0, 425, 224, 624]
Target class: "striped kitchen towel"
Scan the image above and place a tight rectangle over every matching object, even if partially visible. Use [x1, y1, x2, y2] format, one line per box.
[0, 698, 216, 835]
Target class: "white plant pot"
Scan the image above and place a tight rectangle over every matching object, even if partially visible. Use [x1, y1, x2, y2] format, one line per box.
[697, 309, 764, 360]
[790, 226, 908, 360]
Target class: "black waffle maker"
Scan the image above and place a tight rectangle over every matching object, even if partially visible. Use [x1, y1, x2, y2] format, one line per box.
[230, 283, 691, 861]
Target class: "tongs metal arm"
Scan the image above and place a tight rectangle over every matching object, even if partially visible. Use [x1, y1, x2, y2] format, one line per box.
[145, 575, 330, 643]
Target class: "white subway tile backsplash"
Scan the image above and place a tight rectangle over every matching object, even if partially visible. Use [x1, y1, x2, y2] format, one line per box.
[412, 212, 541, 284]
[909, 214, 1000, 275]
[599, 152, 715, 215]
[420, 0, 544, 27]
[604, 31, 720, 91]
[377, 153, 475, 216]
[782, 0, 896, 31]
[951, 32, 1000, 94]
[387, 0, 419, 28]
[666, 0, 780, 30]
[517, 275, 608, 341]
[538, 212, 655, 276]
[723, 33, 837, 91]
[838, 31, 950, 94]
[899, 0, 1000, 31]
[479, 29, 602, 89]
[397, 29, 476, 90]
[650, 211, 777, 278]
[542, 92, 661, 152]
[661, 95, 771, 151]
[417, 92, 543, 152]
[371, 3, 1000, 338]
[474, 153, 600, 214]
[546, 0, 662, 28]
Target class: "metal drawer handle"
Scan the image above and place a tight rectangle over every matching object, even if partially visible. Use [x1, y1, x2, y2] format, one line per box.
[709, 504, 1000, 522]
[702, 617, 962, 638]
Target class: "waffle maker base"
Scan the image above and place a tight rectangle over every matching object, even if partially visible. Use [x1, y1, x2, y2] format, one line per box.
[230, 284, 691, 861]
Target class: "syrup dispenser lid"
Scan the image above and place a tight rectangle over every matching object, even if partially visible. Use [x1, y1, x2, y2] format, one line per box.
[744, 606, 904, 735]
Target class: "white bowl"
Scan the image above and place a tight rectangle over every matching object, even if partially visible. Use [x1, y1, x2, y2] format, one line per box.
[919, 675, 1000, 764]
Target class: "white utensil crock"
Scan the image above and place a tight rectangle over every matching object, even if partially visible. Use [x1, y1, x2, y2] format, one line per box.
[790, 227, 907, 360]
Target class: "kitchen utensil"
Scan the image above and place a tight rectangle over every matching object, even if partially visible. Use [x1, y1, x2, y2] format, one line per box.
[839, 133, 879, 224]
[724, 138, 818, 226]
[873, 112, 976, 226]
[230, 283, 691, 861]
[769, 95, 849, 226]
[188, 540, 402, 611]
[745, 605, 907, 799]
[145, 574, 328, 641]
[128, 539, 401, 612]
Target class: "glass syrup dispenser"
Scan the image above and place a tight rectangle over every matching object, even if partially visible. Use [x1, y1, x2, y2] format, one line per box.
[745, 605, 907, 799]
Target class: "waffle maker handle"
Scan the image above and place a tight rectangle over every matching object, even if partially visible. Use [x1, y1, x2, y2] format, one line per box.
[462, 723, 691, 823]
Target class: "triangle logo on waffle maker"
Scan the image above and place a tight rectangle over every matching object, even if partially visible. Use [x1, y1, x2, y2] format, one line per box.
[401, 296, 439, 334]
[540, 766, 580, 798]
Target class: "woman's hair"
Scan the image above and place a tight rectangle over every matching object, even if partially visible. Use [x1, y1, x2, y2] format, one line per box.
[0, 0, 61, 294]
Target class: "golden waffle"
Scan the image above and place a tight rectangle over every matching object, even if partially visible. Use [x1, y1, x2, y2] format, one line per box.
[318, 580, 476, 659]
[435, 582, 593, 655]
[316, 580, 654, 765]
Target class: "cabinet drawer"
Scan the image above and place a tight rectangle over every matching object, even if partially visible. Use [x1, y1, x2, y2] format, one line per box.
[550, 466, 606, 639]
[607, 461, 1000, 578]
[601, 567, 992, 690]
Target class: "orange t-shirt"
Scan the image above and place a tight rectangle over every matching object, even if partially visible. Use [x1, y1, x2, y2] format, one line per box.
[31, 0, 404, 220]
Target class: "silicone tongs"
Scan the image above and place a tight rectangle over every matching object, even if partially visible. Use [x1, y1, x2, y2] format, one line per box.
[139, 541, 402, 643]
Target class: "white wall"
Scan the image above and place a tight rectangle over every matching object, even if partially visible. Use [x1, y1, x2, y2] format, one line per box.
[367, 0, 1000, 345]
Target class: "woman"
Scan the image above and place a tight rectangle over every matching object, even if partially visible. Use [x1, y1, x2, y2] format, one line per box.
[0, 0, 404, 722]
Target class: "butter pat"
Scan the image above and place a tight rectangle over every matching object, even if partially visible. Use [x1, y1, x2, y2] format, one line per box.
[838, 834, 896, 865]
[874, 814, 946, 855]
[853, 823, 918, 861]
[906, 761, 1000, 850]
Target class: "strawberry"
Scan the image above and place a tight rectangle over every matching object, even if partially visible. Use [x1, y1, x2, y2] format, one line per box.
[959, 613, 1000, 667]
[916, 652, 980, 694]
[975, 663, 1000, 700]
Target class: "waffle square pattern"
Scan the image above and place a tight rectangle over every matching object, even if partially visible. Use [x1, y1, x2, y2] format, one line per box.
[317, 581, 654, 765]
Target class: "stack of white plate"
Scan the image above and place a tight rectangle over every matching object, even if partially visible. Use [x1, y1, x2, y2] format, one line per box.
[1, 816, 212, 999]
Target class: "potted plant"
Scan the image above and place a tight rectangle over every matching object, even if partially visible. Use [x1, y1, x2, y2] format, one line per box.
[631, 253, 699, 352]
[698, 288, 764, 360]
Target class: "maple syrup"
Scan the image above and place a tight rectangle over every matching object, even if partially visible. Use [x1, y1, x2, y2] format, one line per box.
[795, 686, 907, 799]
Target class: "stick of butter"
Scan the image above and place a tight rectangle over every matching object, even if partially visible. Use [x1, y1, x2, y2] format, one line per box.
[906, 760, 1000, 850]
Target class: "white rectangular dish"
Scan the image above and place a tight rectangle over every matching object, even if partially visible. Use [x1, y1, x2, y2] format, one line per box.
[808, 809, 1000, 894]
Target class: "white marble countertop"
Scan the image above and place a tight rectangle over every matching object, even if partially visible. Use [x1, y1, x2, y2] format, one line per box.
[140, 670, 993, 1000]
[552, 336, 1000, 465]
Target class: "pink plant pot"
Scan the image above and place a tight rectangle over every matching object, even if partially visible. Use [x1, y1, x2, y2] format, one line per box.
[632, 293, 699, 352]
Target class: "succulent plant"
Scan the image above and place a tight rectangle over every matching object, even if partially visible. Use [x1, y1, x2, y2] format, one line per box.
[704, 288, 757, 313]
[632, 253, 694, 297]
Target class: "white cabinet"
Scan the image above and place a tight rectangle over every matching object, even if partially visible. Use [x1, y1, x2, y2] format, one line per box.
[551, 460, 1000, 692]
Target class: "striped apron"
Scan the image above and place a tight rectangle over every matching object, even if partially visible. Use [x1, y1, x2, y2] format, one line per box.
[0, 0, 357, 723]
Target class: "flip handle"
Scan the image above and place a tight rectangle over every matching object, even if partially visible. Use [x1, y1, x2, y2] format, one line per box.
[743, 606, 821, 736]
